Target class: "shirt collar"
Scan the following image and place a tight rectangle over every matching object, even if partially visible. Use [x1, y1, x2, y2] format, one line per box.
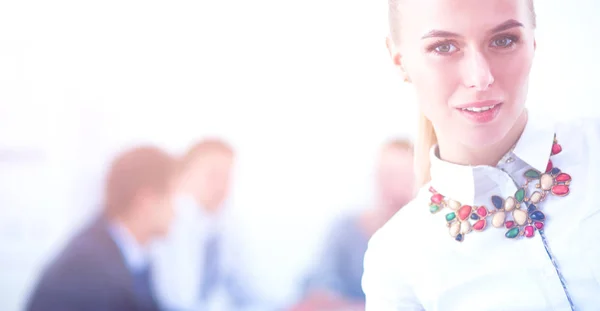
[429, 111, 556, 205]
[175, 194, 225, 237]
[107, 220, 151, 272]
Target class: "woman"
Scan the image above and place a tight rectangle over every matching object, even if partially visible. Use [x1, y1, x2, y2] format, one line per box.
[362, 0, 600, 310]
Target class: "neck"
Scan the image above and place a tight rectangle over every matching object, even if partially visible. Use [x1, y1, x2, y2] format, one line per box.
[182, 183, 218, 213]
[114, 214, 151, 246]
[438, 111, 528, 167]
[192, 193, 220, 214]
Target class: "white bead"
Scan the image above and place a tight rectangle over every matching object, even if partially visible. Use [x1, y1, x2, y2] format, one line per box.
[504, 197, 516, 212]
[530, 191, 542, 204]
[449, 222, 460, 237]
[540, 174, 554, 191]
[513, 209, 528, 226]
[492, 212, 506, 228]
[460, 221, 472, 234]
[448, 200, 461, 210]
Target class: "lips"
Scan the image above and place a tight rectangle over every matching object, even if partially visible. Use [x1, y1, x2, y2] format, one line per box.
[455, 101, 503, 124]
[460, 103, 499, 113]
[455, 100, 503, 111]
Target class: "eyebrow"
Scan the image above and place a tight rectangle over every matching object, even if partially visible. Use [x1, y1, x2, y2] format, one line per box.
[421, 19, 524, 40]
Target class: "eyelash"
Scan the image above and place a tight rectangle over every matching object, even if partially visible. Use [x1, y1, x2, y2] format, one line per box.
[427, 35, 520, 56]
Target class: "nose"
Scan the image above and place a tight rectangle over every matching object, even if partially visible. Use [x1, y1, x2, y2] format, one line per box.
[461, 50, 494, 91]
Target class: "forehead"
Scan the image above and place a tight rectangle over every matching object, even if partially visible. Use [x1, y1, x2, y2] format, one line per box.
[196, 152, 233, 168]
[399, 0, 531, 40]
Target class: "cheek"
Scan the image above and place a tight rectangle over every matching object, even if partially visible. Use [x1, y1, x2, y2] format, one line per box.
[494, 55, 532, 100]
[413, 62, 458, 124]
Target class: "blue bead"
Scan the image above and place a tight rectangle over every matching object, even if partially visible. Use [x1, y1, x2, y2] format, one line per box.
[551, 167, 561, 175]
[470, 213, 480, 220]
[491, 196, 504, 209]
[530, 210, 545, 221]
[528, 204, 537, 213]
[455, 234, 464, 242]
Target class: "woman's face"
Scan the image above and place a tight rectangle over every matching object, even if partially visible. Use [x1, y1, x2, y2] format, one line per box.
[392, 0, 536, 148]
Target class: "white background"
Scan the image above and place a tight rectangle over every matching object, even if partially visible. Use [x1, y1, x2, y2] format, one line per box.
[1, 0, 599, 310]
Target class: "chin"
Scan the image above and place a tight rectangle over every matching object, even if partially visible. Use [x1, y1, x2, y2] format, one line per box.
[155, 226, 171, 238]
[459, 123, 511, 148]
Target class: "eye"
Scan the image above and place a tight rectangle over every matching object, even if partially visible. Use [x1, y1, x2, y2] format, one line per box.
[491, 36, 517, 48]
[434, 43, 458, 54]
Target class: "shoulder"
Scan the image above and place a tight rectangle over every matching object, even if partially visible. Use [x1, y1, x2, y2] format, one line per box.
[373, 186, 432, 243]
[34, 222, 121, 289]
[328, 212, 362, 237]
[366, 186, 432, 269]
[554, 116, 600, 161]
[555, 116, 600, 136]
[362, 188, 431, 309]
[26, 240, 100, 310]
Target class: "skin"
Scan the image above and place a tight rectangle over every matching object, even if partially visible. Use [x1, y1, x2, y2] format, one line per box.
[375, 146, 415, 218]
[181, 151, 234, 213]
[388, 0, 536, 166]
[362, 146, 415, 236]
[118, 183, 177, 245]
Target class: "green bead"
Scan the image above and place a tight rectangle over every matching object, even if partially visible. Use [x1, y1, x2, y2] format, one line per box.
[505, 227, 520, 239]
[430, 204, 440, 213]
[524, 169, 540, 179]
[445, 212, 456, 222]
[515, 188, 525, 202]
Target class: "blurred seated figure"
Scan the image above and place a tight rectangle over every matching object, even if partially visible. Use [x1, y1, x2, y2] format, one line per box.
[25, 146, 178, 311]
[290, 139, 415, 311]
[152, 138, 254, 311]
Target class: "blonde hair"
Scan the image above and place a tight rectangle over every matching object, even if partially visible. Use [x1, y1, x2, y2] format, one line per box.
[414, 113, 437, 187]
[387, 0, 536, 187]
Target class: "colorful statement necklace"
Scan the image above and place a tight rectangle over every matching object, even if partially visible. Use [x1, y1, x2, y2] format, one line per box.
[429, 135, 571, 242]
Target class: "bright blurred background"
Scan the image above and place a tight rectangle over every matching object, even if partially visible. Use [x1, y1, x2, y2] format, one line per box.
[1, 0, 599, 310]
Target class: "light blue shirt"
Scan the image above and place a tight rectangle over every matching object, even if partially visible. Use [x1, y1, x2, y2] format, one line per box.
[107, 220, 151, 273]
[151, 195, 252, 311]
[304, 214, 369, 301]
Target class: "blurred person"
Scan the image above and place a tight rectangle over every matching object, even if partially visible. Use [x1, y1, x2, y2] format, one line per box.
[362, 0, 600, 310]
[290, 139, 415, 311]
[152, 138, 254, 311]
[25, 146, 178, 311]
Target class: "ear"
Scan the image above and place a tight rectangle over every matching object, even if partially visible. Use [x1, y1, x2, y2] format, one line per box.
[386, 36, 410, 83]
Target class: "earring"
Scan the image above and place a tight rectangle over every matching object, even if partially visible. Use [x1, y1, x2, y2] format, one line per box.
[400, 66, 410, 83]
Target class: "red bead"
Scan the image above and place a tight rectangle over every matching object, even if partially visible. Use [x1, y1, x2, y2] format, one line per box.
[473, 219, 486, 231]
[551, 143, 562, 155]
[546, 160, 553, 173]
[525, 225, 535, 238]
[458, 205, 472, 221]
[431, 194, 443, 204]
[555, 173, 571, 183]
[534, 222, 544, 230]
[551, 185, 570, 196]
[505, 221, 515, 229]
[476, 206, 488, 217]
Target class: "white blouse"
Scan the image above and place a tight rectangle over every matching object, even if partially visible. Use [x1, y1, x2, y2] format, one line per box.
[362, 113, 600, 311]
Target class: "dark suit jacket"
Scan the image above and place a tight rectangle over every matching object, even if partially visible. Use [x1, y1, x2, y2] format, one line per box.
[25, 216, 161, 311]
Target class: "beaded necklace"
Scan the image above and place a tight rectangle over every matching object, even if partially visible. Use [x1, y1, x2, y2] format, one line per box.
[429, 135, 571, 242]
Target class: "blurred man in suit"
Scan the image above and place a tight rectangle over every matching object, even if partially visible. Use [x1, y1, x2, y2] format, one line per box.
[152, 138, 256, 311]
[26, 146, 178, 311]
